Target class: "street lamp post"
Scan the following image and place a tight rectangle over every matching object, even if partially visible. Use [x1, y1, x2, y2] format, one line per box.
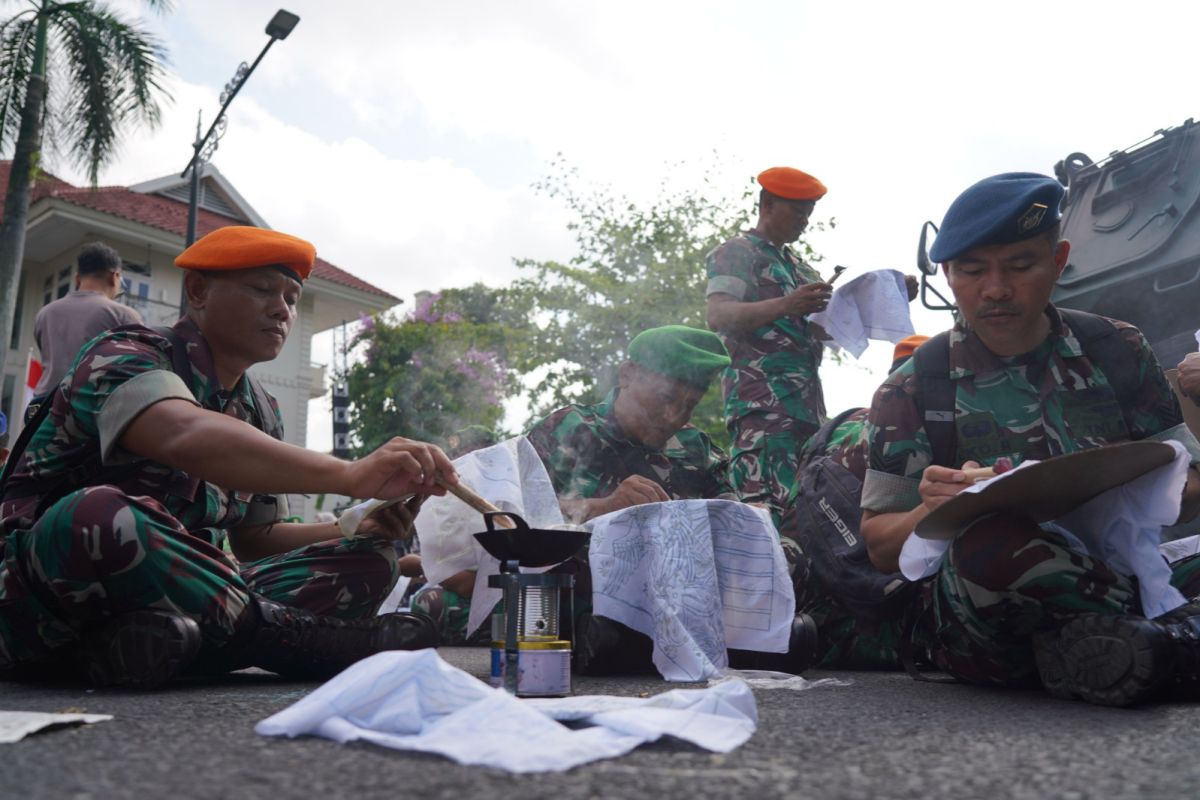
[180, 9, 300, 249]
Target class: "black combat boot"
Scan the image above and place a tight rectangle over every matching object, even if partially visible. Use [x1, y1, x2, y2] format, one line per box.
[224, 596, 439, 680]
[574, 611, 821, 676]
[83, 609, 202, 690]
[572, 613, 657, 676]
[1033, 607, 1200, 707]
[727, 612, 821, 675]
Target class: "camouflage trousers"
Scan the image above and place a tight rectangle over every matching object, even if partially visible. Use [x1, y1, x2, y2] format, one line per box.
[409, 585, 488, 646]
[798, 569, 930, 670]
[728, 413, 820, 526]
[0, 485, 399, 669]
[925, 514, 1200, 686]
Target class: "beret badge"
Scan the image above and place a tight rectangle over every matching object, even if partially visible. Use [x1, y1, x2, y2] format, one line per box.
[1018, 202, 1048, 233]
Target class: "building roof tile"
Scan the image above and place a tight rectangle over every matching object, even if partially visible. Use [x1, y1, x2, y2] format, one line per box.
[0, 162, 396, 300]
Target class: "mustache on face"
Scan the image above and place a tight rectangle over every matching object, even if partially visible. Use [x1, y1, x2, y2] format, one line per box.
[977, 303, 1020, 316]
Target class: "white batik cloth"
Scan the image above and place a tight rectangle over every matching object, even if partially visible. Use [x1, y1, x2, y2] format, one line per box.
[413, 436, 565, 635]
[588, 499, 795, 681]
[809, 268, 914, 358]
[256, 650, 759, 773]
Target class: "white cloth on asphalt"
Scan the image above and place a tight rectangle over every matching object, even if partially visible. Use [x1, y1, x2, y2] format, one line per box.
[588, 499, 795, 682]
[809, 268, 914, 358]
[255, 650, 758, 773]
[709, 669, 853, 691]
[0, 711, 113, 743]
[898, 440, 1192, 617]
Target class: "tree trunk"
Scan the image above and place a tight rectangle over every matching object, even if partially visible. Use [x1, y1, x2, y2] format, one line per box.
[0, 72, 47, 387]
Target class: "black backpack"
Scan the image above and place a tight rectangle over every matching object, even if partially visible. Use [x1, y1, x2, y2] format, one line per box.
[781, 407, 919, 621]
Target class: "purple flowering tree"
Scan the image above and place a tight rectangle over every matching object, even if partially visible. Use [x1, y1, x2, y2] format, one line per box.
[342, 286, 520, 453]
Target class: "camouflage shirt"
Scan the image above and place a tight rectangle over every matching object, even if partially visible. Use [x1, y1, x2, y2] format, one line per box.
[705, 231, 827, 427]
[861, 306, 1200, 513]
[526, 389, 736, 502]
[0, 318, 283, 544]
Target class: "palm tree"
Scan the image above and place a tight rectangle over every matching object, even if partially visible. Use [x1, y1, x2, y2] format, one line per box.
[0, 0, 171, 377]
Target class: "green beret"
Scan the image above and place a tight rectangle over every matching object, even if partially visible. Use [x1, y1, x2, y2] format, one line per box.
[627, 325, 730, 389]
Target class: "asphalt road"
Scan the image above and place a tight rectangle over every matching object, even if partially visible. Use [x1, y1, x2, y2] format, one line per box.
[2, 648, 1198, 800]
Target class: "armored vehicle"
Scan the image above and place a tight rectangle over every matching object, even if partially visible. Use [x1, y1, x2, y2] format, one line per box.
[918, 119, 1200, 367]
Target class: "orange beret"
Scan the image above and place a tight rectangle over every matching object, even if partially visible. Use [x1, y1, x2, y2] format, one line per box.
[175, 226, 316, 282]
[892, 334, 930, 365]
[758, 167, 827, 201]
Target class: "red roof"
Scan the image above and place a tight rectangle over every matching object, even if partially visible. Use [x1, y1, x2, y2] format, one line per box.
[0, 162, 397, 301]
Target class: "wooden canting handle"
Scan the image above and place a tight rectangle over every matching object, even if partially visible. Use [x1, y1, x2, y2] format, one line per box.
[435, 475, 515, 528]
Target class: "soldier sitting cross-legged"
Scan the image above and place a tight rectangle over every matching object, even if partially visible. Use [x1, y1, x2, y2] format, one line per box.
[859, 173, 1200, 706]
[526, 325, 819, 676]
[0, 226, 455, 689]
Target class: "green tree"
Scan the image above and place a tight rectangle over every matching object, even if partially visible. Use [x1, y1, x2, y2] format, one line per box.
[343, 289, 524, 455]
[511, 159, 830, 446]
[0, 0, 171, 374]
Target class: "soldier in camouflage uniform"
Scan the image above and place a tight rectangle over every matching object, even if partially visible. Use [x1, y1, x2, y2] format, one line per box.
[0, 226, 454, 688]
[859, 173, 1200, 706]
[526, 325, 737, 523]
[526, 326, 819, 675]
[409, 327, 736, 648]
[706, 167, 833, 525]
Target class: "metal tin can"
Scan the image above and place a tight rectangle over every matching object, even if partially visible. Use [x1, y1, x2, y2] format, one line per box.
[491, 640, 572, 697]
[515, 640, 571, 697]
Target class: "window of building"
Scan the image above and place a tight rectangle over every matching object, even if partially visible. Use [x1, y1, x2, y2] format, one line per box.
[43, 265, 72, 306]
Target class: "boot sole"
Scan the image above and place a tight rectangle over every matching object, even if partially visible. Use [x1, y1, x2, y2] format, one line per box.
[86, 610, 202, 690]
[1034, 615, 1168, 707]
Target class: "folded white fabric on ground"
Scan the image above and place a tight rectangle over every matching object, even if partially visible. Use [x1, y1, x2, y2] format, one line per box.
[255, 650, 758, 773]
[0, 711, 113, 743]
[809, 268, 914, 358]
[413, 436, 565, 635]
[897, 441, 1191, 617]
[588, 499, 795, 682]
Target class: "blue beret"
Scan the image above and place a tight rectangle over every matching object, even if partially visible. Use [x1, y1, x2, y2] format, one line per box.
[930, 172, 1065, 263]
[628, 325, 730, 388]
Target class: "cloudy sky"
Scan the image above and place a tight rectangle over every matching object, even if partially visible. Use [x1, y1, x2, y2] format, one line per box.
[49, 0, 1200, 446]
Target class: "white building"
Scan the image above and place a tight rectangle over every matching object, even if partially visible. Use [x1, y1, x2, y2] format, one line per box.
[0, 162, 398, 519]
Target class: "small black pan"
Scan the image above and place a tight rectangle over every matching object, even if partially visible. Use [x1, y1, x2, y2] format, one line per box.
[473, 511, 589, 567]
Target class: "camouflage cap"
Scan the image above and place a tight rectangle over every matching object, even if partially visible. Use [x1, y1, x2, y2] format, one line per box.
[628, 325, 731, 389]
[930, 172, 1064, 263]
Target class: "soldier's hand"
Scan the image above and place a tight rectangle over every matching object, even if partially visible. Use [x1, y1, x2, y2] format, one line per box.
[917, 459, 982, 512]
[356, 494, 424, 541]
[1178, 352, 1200, 401]
[783, 282, 832, 317]
[343, 437, 458, 501]
[398, 553, 424, 578]
[601, 475, 671, 515]
[904, 274, 920, 301]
